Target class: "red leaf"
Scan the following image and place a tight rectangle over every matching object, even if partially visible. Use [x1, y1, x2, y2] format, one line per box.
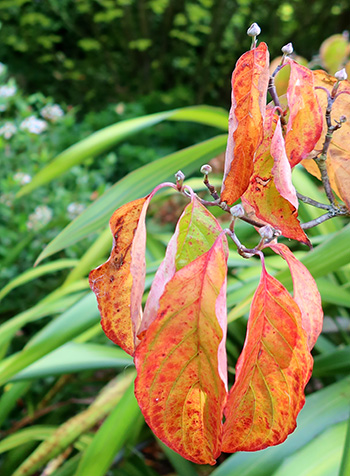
[89, 196, 151, 355]
[134, 235, 228, 465]
[221, 43, 270, 205]
[139, 194, 223, 338]
[271, 119, 298, 209]
[242, 109, 310, 245]
[222, 257, 312, 452]
[269, 243, 323, 350]
[285, 59, 323, 168]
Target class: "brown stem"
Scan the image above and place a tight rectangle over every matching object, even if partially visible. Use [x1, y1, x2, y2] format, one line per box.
[297, 192, 331, 210]
[301, 208, 350, 230]
[203, 175, 220, 201]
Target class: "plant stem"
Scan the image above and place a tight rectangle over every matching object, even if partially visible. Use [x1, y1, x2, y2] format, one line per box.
[296, 192, 331, 210]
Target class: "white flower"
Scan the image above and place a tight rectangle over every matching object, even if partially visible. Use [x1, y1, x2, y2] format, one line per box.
[26, 205, 53, 231]
[20, 116, 48, 134]
[67, 202, 85, 220]
[0, 84, 16, 98]
[40, 104, 64, 121]
[0, 122, 17, 139]
[14, 172, 32, 185]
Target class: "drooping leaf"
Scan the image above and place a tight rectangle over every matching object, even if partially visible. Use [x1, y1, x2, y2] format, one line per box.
[285, 59, 323, 168]
[89, 193, 154, 355]
[134, 235, 228, 465]
[221, 42, 270, 205]
[222, 256, 312, 452]
[269, 243, 323, 350]
[139, 193, 223, 337]
[271, 119, 298, 209]
[302, 70, 350, 208]
[242, 109, 310, 245]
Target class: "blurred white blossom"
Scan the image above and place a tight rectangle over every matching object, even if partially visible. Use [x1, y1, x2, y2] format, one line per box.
[0, 84, 16, 97]
[14, 172, 32, 185]
[67, 202, 85, 220]
[40, 104, 64, 122]
[20, 116, 48, 134]
[0, 122, 17, 139]
[0, 193, 13, 207]
[27, 205, 53, 231]
[115, 102, 125, 115]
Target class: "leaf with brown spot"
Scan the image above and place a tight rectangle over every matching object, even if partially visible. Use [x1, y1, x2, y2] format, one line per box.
[89, 195, 151, 356]
[285, 59, 323, 168]
[221, 42, 270, 205]
[222, 257, 312, 453]
[242, 109, 310, 245]
[302, 70, 350, 208]
[269, 243, 323, 350]
[134, 235, 228, 465]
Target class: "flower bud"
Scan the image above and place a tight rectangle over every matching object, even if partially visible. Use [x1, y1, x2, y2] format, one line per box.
[258, 225, 274, 241]
[247, 23, 261, 37]
[200, 164, 212, 175]
[230, 204, 245, 218]
[340, 115, 347, 123]
[335, 68, 348, 81]
[175, 170, 185, 182]
[281, 42, 293, 55]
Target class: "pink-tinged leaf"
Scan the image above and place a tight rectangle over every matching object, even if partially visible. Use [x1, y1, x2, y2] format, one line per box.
[242, 110, 310, 245]
[134, 235, 228, 465]
[139, 193, 224, 338]
[271, 119, 298, 209]
[285, 59, 323, 168]
[221, 42, 270, 205]
[89, 196, 151, 355]
[269, 243, 323, 350]
[222, 258, 313, 453]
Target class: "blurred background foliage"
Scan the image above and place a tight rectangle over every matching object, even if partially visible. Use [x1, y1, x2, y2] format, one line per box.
[1, 1, 350, 475]
[1, 0, 350, 108]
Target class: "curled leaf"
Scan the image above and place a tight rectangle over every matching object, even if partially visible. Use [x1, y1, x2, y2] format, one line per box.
[285, 59, 323, 168]
[222, 257, 312, 452]
[242, 109, 310, 245]
[89, 197, 151, 355]
[269, 242, 323, 350]
[221, 42, 270, 205]
[135, 235, 228, 465]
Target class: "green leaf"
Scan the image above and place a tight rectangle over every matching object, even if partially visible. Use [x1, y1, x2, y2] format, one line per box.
[272, 421, 347, 476]
[0, 426, 56, 454]
[74, 382, 140, 476]
[211, 376, 350, 476]
[340, 411, 350, 476]
[11, 343, 133, 381]
[0, 259, 78, 301]
[17, 106, 228, 198]
[313, 347, 350, 377]
[35, 134, 227, 264]
[0, 293, 100, 385]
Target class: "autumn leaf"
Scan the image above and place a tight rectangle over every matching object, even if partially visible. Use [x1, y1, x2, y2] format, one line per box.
[222, 256, 312, 453]
[221, 42, 270, 205]
[269, 243, 323, 350]
[134, 235, 228, 465]
[285, 59, 323, 168]
[242, 109, 310, 245]
[89, 196, 151, 355]
[302, 70, 350, 208]
[139, 193, 223, 338]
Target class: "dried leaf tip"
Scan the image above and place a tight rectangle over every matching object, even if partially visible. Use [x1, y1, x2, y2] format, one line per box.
[335, 68, 348, 81]
[247, 23, 261, 37]
[200, 164, 212, 175]
[281, 42, 293, 56]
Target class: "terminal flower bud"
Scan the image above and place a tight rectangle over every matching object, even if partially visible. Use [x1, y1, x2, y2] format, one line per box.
[247, 23, 261, 37]
[335, 68, 347, 81]
[281, 42, 293, 55]
[200, 164, 212, 175]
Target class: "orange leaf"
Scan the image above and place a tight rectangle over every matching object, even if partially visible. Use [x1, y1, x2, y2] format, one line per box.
[285, 59, 323, 168]
[269, 243, 323, 350]
[134, 235, 228, 465]
[222, 257, 312, 452]
[221, 42, 270, 205]
[242, 109, 310, 245]
[302, 70, 350, 208]
[89, 195, 151, 356]
[139, 194, 223, 338]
